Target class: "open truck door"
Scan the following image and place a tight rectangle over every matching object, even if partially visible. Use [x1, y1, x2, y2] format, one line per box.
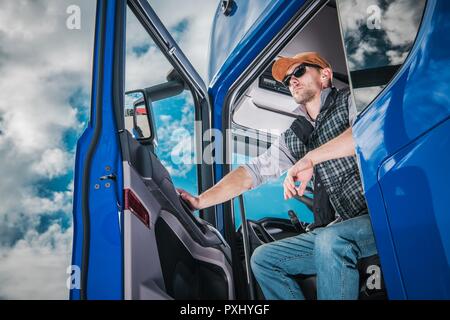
[71, 0, 231, 300]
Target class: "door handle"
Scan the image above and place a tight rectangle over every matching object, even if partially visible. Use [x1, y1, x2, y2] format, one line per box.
[99, 174, 117, 181]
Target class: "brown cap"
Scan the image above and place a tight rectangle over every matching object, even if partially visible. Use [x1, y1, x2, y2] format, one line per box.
[272, 52, 332, 82]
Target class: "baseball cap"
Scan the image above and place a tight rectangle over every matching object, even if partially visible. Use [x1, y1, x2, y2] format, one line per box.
[272, 52, 332, 82]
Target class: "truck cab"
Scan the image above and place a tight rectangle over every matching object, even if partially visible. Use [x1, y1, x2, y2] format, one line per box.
[70, 0, 450, 300]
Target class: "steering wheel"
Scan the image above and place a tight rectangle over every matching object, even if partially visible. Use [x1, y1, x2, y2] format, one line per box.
[293, 186, 314, 212]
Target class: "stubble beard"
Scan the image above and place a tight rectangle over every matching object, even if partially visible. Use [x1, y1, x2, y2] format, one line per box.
[293, 87, 317, 105]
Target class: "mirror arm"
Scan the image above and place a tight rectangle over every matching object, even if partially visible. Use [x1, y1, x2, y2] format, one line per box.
[144, 80, 184, 102]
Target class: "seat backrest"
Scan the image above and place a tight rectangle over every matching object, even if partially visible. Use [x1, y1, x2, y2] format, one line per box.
[123, 130, 226, 248]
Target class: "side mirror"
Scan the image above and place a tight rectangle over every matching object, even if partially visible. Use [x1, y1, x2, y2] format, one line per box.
[124, 89, 156, 143]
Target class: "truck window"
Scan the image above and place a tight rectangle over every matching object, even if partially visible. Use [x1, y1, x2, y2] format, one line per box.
[125, 6, 199, 196]
[337, 0, 427, 111]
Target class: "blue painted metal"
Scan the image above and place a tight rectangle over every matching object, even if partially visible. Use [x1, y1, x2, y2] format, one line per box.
[70, 0, 104, 300]
[71, 0, 124, 300]
[209, 0, 450, 299]
[353, 0, 450, 299]
[70, 122, 92, 301]
[208, 0, 307, 180]
[378, 119, 450, 299]
[208, 0, 274, 83]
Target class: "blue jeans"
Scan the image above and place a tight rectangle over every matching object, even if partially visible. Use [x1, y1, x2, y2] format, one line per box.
[250, 214, 377, 300]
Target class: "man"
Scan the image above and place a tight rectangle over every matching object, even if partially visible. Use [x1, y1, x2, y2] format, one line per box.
[177, 52, 377, 300]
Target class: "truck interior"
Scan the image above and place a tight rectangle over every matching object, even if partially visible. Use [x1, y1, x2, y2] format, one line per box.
[227, 0, 386, 300]
[121, 0, 386, 300]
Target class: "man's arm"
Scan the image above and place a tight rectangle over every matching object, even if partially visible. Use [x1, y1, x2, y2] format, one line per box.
[178, 135, 295, 210]
[284, 127, 355, 199]
[306, 127, 355, 165]
[178, 166, 253, 210]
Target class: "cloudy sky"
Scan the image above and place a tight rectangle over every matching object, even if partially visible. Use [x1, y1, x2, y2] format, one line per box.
[338, 0, 426, 110]
[0, 0, 218, 299]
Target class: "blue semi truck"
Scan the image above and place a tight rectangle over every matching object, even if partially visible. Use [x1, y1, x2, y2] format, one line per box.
[70, 0, 450, 300]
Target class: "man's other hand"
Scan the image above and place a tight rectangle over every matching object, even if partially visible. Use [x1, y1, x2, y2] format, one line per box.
[283, 158, 314, 200]
[177, 188, 202, 210]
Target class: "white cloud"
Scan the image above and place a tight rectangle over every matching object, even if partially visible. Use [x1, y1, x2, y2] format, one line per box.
[339, 0, 425, 69]
[159, 114, 172, 122]
[21, 189, 73, 217]
[149, 0, 218, 81]
[170, 127, 195, 168]
[153, 93, 197, 177]
[125, 0, 217, 91]
[353, 85, 385, 111]
[386, 50, 409, 65]
[31, 148, 73, 179]
[348, 41, 378, 70]
[383, 0, 426, 47]
[0, 0, 95, 299]
[0, 224, 72, 300]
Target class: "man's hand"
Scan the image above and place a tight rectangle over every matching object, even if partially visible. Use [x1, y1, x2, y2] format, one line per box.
[177, 188, 202, 211]
[283, 158, 314, 200]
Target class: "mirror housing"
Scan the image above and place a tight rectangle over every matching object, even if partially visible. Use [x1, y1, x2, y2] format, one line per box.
[124, 89, 156, 144]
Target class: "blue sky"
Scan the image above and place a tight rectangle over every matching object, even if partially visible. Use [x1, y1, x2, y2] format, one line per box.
[0, 0, 218, 299]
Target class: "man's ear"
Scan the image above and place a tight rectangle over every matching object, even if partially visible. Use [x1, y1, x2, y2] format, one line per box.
[320, 68, 333, 88]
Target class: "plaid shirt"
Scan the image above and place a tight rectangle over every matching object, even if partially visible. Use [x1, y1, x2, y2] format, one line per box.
[284, 87, 368, 220]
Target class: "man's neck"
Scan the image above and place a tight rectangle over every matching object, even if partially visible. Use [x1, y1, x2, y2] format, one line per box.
[304, 93, 322, 121]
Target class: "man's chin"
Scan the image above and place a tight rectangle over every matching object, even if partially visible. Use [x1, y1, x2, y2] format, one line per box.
[293, 95, 306, 105]
[293, 90, 316, 104]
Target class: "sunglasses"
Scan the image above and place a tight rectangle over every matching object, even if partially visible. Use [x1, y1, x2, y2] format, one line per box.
[282, 63, 322, 87]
